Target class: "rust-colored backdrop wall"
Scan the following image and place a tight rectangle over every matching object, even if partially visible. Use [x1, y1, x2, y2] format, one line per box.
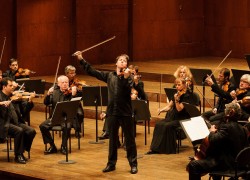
[0, 0, 249, 76]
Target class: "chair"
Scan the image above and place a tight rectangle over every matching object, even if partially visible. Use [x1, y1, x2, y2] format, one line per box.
[45, 125, 81, 153]
[132, 100, 151, 145]
[4, 136, 30, 162]
[209, 146, 250, 180]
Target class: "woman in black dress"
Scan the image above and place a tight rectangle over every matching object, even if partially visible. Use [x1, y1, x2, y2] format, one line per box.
[146, 77, 198, 154]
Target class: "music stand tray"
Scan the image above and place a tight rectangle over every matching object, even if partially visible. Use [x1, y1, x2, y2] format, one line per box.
[231, 69, 250, 89]
[164, 88, 176, 102]
[182, 102, 201, 118]
[50, 100, 80, 164]
[16, 79, 46, 94]
[82, 86, 108, 144]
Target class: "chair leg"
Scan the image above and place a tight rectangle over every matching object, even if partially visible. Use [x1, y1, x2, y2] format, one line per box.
[82, 121, 84, 137]
[69, 135, 71, 153]
[78, 137, 80, 150]
[6, 138, 10, 162]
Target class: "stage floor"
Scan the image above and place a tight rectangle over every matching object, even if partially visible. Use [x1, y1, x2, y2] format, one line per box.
[0, 111, 208, 180]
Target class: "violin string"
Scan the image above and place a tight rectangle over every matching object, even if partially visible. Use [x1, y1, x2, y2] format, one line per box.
[53, 56, 61, 88]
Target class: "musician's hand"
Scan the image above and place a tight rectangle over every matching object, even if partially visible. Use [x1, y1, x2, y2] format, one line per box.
[209, 125, 217, 132]
[73, 51, 83, 60]
[212, 108, 217, 114]
[0, 101, 11, 107]
[47, 87, 54, 95]
[230, 90, 236, 99]
[28, 92, 36, 102]
[100, 112, 106, 120]
[123, 68, 131, 79]
[71, 86, 77, 96]
[205, 75, 214, 86]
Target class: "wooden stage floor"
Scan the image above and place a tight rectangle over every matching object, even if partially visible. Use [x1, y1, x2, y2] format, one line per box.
[0, 111, 203, 180]
[1, 56, 248, 179]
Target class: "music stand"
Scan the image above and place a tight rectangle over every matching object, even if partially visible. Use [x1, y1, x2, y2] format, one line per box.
[82, 86, 108, 144]
[231, 69, 250, 89]
[131, 100, 151, 145]
[164, 88, 176, 102]
[16, 79, 46, 94]
[50, 100, 80, 164]
[182, 102, 201, 118]
[190, 68, 216, 112]
[245, 54, 250, 69]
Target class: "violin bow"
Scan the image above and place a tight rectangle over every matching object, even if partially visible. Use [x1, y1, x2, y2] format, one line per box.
[209, 50, 232, 77]
[53, 56, 61, 88]
[0, 37, 6, 64]
[72, 36, 116, 56]
[159, 73, 163, 110]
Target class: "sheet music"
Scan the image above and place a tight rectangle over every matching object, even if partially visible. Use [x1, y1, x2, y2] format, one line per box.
[180, 116, 210, 142]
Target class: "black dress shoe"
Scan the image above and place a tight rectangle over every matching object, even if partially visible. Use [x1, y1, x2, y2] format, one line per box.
[15, 154, 26, 164]
[131, 166, 138, 174]
[60, 146, 67, 155]
[102, 165, 116, 173]
[99, 132, 109, 140]
[44, 146, 57, 155]
[145, 150, 158, 155]
[22, 154, 28, 161]
[75, 131, 81, 139]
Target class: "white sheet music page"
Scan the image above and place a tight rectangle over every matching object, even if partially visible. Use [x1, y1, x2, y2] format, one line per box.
[180, 116, 210, 142]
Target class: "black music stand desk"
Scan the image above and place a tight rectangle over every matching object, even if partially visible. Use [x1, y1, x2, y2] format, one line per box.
[231, 69, 250, 89]
[50, 100, 80, 164]
[190, 68, 216, 112]
[16, 79, 46, 94]
[164, 88, 176, 102]
[82, 86, 108, 144]
[132, 100, 151, 145]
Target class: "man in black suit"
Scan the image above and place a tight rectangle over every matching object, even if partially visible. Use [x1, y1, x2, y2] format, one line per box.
[74, 51, 138, 174]
[39, 75, 77, 155]
[0, 77, 36, 164]
[187, 102, 249, 180]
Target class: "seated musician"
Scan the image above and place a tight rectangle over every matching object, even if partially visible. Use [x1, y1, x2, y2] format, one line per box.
[65, 65, 85, 138]
[39, 75, 77, 155]
[146, 77, 199, 155]
[173, 65, 193, 93]
[202, 68, 235, 125]
[187, 102, 249, 180]
[3, 58, 30, 80]
[230, 74, 250, 122]
[0, 77, 36, 164]
[99, 64, 148, 140]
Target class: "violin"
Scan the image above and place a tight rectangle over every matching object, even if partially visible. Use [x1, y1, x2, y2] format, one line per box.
[10, 91, 38, 101]
[238, 96, 250, 107]
[69, 77, 87, 91]
[236, 88, 247, 96]
[15, 68, 35, 77]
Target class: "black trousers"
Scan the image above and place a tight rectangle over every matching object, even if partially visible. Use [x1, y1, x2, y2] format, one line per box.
[18, 123, 36, 152]
[39, 119, 70, 147]
[72, 107, 84, 132]
[8, 124, 24, 155]
[107, 115, 137, 167]
[187, 158, 221, 180]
